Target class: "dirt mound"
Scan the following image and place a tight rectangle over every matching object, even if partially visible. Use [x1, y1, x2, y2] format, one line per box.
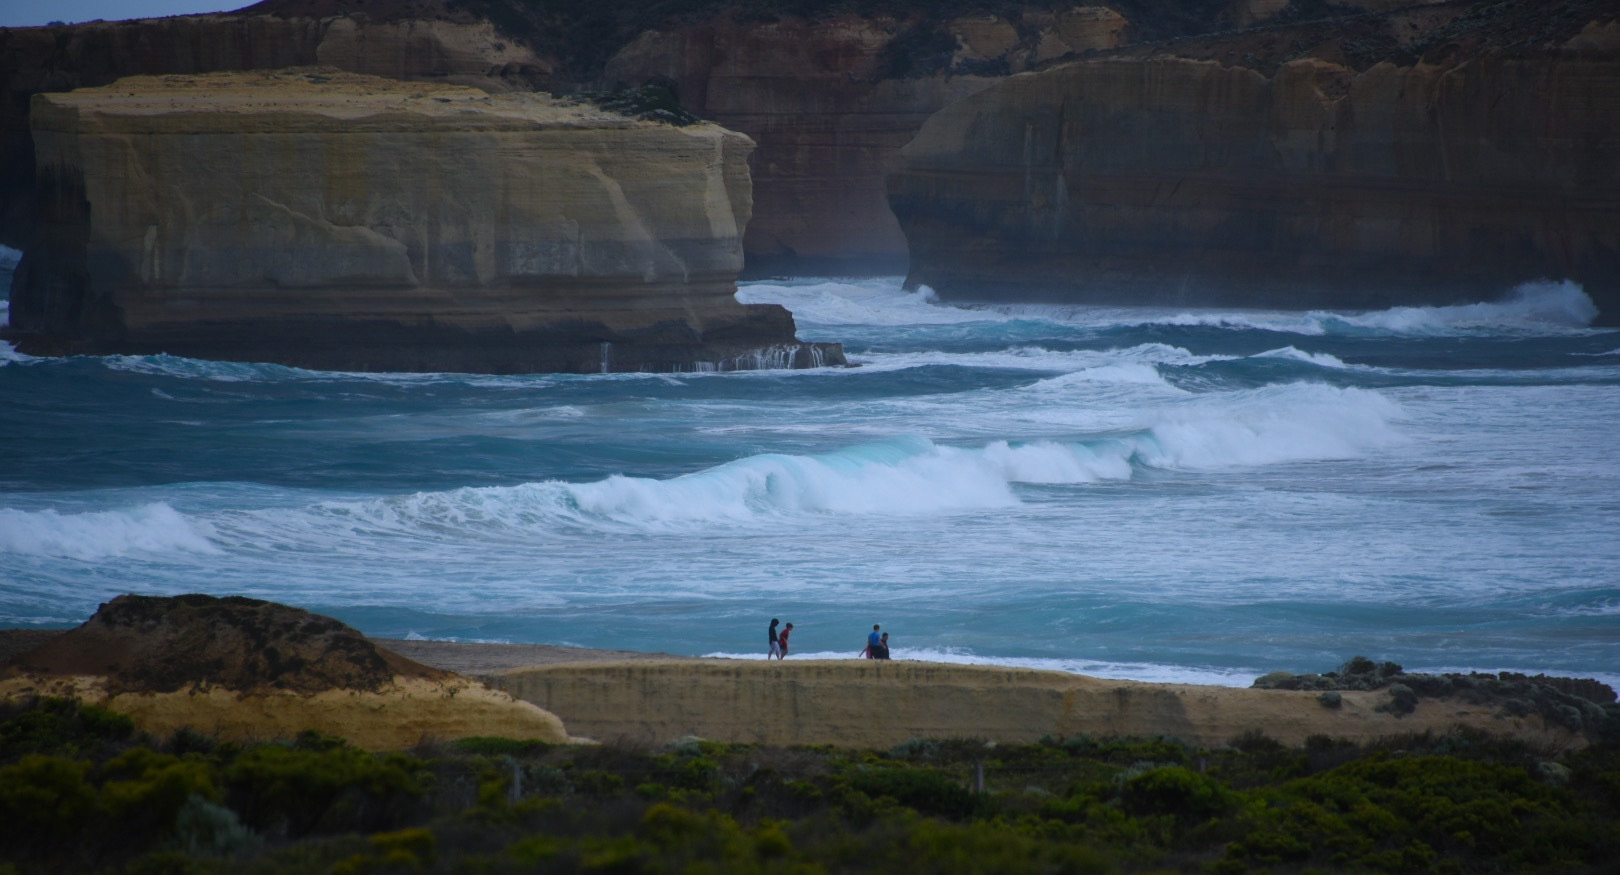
[2, 594, 447, 696]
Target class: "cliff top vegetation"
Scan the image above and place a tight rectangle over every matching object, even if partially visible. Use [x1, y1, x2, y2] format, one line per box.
[3, 693, 1618, 873]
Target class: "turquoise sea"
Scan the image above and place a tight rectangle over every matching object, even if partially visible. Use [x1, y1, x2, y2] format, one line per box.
[3, 258, 1618, 687]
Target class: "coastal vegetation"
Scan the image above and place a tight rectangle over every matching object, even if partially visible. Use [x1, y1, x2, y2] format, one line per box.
[3, 695, 1617, 874]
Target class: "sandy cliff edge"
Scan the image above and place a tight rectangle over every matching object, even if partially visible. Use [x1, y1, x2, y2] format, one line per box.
[484, 659, 1585, 750]
[0, 673, 570, 749]
[3, 630, 1589, 751]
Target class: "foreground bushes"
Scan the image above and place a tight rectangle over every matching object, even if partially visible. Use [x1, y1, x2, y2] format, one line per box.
[0, 697, 1616, 873]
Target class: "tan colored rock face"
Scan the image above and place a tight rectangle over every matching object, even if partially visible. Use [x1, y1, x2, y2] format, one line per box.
[889, 52, 1620, 319]
[0, 14, 553, 240]
[13, 68, 841, 372]
[606, 16, 1005, 275]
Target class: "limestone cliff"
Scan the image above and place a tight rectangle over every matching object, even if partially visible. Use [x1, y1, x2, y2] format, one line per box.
[0, 12, 553, 242]
[602, 9, 1136, 274]
[889, 15, 1620, 319]
[1, 3, 1153, 275]
[9, 69, 842, 373]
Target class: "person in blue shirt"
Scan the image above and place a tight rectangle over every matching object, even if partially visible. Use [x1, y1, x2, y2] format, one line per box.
[866, 624, 882, 659]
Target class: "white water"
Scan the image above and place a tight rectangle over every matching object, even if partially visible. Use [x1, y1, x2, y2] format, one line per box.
[2, 277, 1617, 689]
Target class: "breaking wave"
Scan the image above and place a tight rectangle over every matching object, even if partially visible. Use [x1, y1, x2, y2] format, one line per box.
[746, 277, 1601, 338]
[0, 503, 220, 559]
[78, 383, 1401, 555]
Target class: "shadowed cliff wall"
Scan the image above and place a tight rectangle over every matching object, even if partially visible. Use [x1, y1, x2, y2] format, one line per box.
[889, 43, 1620, 320]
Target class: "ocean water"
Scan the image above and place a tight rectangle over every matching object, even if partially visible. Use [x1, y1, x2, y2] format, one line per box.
[2, 273, 1617, 688]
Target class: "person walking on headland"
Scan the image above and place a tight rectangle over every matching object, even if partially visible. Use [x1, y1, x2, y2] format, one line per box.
[768, 618, 782, 660]
[778, 623, 793, 659]
[875, 631, 891, 659]
[865, 624, 882, 659]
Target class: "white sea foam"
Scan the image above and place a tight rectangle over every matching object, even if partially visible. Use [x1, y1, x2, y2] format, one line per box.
[743, 276, 1601, 339]
[701, 649, 1262, 687]
[216, 386, 1399, 543]
[1323, 280, 1599, 334]
[402, 631, 515, 644]
[1252, 346, 1351, 369]
[738, 277, 1004, 326]
[1138, 385, 1403, 470]
[0, 503, 220, 559]
[851, 343, 1231, 378]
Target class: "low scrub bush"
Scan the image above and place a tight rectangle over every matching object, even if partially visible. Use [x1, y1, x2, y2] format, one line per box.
[0, 695, 1615, 873]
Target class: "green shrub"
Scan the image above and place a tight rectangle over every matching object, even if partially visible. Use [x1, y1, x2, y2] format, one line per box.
[0, 696, 135, 762]
[450, 736, 556, 757]
[592, 85, 700, 125]
[0, 755, 97, 857]
[842, 766, 984, 819]
[570, 769, 626, 795]
[371, 826, 436, 865]
[224, 744, 427, 837]
[1119, 766, 1233, 820]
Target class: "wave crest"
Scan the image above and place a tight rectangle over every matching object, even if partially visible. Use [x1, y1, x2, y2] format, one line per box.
[236, 385, 1402, 540]
[0, 503, 220, 559]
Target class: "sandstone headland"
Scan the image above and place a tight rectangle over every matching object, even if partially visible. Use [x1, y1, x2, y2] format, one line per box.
[6, 68, 843, 372]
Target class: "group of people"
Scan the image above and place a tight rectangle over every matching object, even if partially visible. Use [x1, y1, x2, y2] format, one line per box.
[863, 624, 891, 659]
[763, 618, 892, 660]
[766, 618, 793, 659]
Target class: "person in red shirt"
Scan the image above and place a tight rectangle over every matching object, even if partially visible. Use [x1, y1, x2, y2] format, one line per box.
[777, 622, 793, 658]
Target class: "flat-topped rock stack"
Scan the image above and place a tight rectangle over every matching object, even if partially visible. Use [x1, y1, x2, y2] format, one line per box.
[8, 68, 843, 373]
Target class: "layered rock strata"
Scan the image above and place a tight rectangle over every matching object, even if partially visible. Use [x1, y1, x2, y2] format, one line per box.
[10, 69, 842, 373]
[889, 42, 1620, 319]
[0, 12, 553, 241]
[1, 4, 1149, 275]
[490, 660, 1587, 749]
[0, 594, 571, 749]
[602, 9, 1137, 275]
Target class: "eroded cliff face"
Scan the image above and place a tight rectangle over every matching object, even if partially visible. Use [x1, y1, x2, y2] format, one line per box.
[603, 9, 1135, 274]
[889, 38, 1620, 318]
[0, 2, 1218, 278]
[0, 13, 553, 243]
[10, 68, 841, 373]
